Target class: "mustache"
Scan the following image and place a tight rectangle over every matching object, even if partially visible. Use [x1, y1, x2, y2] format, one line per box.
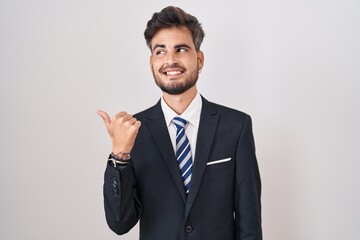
[160, 63, 186, 72]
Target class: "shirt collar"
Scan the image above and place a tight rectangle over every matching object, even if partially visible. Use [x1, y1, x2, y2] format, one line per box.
[161, 92, 202, 128]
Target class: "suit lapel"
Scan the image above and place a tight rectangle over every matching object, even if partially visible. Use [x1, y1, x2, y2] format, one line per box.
[185, 97, 219, 219]
[146, 101, 187, 203]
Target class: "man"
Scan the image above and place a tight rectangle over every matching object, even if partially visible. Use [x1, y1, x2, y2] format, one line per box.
[97, 6, 262, 240]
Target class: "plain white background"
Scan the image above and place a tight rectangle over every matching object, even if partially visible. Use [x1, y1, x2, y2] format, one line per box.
[1, 0, 359, 239]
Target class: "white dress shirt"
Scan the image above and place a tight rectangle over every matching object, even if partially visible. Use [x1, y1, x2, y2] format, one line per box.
[160, 92, 202, 162]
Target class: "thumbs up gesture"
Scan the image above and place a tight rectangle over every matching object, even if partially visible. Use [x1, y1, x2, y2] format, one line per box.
[97, 110, 141, 156]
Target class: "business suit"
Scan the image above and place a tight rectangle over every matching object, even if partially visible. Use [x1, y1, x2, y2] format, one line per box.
[103, 96, 262, 240]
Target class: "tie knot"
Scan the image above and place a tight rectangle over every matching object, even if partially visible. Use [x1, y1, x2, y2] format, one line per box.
[173, 116, 187, 129]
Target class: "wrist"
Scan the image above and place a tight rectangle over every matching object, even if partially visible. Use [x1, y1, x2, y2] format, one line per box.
[113, 151, 131, 159]
[112, 145, 132, 156]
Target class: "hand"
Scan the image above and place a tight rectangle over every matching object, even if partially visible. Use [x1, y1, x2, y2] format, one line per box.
[96, 110, 141, 156]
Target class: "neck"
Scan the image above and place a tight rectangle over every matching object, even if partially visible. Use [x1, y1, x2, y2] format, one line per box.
[163, 86, 198, 115]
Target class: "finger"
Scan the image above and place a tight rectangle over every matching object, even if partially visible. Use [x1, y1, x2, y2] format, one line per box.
[133, 120, 142, 130]
[115, 111, 127, 119]
[122, 114, 133, 121]
[96, 110, 111, 125]
[128, 117, 137, 125]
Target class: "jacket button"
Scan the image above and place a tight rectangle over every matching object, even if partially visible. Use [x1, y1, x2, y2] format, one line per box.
[185, 225, 193, 233]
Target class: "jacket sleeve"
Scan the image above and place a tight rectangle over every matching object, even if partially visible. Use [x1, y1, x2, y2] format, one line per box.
[103, 160, 142, 235]
[234, 115, 262, 239]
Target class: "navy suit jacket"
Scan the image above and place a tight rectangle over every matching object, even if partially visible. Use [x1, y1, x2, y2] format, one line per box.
[103, 97, 262, 240]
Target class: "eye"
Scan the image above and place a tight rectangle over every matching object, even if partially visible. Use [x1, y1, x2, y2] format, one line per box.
[177, 48, 187, 53]
[156, 50, 165, 55]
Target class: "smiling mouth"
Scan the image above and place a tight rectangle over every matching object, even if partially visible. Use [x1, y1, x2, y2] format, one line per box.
[161, 67, 185, 77]
[164, 70, 184, 76]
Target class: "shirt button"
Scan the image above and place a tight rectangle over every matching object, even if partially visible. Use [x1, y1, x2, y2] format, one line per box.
[185, 225, 193, 233]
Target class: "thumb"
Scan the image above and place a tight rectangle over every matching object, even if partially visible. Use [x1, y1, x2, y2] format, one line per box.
[96, 109, 111, 126]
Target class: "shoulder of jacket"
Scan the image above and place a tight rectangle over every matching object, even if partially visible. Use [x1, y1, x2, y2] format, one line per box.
[202, 97, 250, 120]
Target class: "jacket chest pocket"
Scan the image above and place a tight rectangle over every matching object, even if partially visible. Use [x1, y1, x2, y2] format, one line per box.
[202, 157, 234, 189]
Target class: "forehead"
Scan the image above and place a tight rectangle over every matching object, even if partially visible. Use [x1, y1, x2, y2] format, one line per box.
[151, 26, 194, 48]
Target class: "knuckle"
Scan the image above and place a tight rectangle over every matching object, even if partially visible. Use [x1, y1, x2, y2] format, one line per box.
[116, 111, 127, 118]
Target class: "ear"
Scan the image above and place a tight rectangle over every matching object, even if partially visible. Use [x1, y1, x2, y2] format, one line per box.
[149, 54, 153, 71]
[197, 51, 204, 71]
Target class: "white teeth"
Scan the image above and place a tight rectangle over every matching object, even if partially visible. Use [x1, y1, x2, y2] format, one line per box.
[167, 71, 181, 75]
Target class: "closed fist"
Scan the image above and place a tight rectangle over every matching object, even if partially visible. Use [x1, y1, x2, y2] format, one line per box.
[97, 110, 141, 155]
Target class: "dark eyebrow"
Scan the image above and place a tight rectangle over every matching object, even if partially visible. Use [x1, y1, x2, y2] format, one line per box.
[174, 44, 191, 49]
[152, 44, 165, 52]
[152, 43, 192, 52]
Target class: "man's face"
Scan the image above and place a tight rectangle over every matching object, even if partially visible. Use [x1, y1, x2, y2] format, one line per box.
[150, 26, 204, 95]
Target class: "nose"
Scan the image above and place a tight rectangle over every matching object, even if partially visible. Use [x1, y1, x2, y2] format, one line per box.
[165, 50, 178, 65]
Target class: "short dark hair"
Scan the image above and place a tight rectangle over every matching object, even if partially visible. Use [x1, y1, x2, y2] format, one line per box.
[144, 6, 205, 51]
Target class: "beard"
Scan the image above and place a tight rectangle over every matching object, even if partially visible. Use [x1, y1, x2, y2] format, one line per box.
[152, 63, 199, 95]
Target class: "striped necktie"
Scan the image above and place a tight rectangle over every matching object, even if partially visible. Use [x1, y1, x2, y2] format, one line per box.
[172, 116, 193, 194]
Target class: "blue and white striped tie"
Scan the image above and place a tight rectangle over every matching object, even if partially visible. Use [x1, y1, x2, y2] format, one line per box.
[173, 116, 193, 194]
